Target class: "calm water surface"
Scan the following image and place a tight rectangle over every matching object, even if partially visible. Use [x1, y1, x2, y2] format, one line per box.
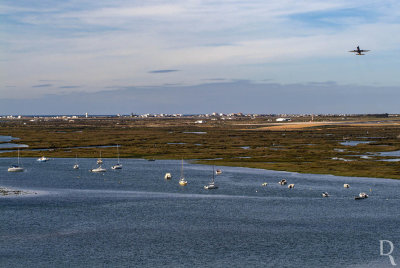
[0, 158, 399, 267]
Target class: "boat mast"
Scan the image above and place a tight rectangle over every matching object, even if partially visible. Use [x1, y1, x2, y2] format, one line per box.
[117, 145, 120, 164]
[181, 159, 184, 179]
[212, 165, 215, 183]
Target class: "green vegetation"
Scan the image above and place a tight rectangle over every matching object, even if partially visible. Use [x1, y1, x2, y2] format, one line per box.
[1, 116, 400, 179]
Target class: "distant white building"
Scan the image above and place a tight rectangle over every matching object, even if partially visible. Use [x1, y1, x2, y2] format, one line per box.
[276, 118, 291, 122]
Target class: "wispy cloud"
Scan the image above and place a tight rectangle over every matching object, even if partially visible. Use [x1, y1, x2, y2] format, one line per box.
[32, 84, 52, 88]
[71, 5, 184, 19]
[59, 85, 81, 89]
[148, 70, 180, 74]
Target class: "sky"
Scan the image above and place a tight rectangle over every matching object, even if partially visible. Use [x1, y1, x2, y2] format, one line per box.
[1, 0, 400, 115]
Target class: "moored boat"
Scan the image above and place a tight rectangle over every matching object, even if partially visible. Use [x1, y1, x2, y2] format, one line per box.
[178, 159, 187, 186]
[8, 149, 24, 172]
[204, 166, 218, 190]
[97, 151, 103, 164]
[37, 156, 49, 162]
[90, 166, 107, 172]
[355, 192, 368, 200]
[111, 163, 122, 170]
[73, 154, 79, 169]
[111, 145, 122, 170]
[279, 179, 287, 185]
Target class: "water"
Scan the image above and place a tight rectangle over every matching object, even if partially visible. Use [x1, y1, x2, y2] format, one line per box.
[340, 141, 373, 146]
[183, 132, 207, 134]
[0, 143, 29, 149]
[0, 135, 26, 150]
[0, 158, 399, 267]
[379, 150, 400, 157]
[0, 136, 18, 142]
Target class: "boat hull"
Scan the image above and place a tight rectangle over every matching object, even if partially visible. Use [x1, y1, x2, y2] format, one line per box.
[204, 185, 218, 190]
[111, 164, 122, 170]
[8, 167, 24, 172]
[91, 167, 106, 172]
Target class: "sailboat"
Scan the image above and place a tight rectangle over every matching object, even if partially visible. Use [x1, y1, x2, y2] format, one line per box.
[111, 145, 122, 170]
[8, 149, 24, 172]
[178, 159, 188, 186]
[204, 165, 218, 190]
[97, 151, 103, 164]
[73, 154, 79, 169]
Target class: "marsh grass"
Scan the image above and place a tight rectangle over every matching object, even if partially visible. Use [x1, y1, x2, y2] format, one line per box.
[1, 117, 400, 179]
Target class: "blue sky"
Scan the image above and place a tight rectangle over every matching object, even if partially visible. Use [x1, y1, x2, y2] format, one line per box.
[1, 1, 400, 114]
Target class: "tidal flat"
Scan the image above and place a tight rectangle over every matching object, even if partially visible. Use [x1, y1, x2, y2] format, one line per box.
[1, 115, 400, 179]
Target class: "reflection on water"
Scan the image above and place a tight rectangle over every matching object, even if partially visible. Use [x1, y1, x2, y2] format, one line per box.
[0, 158, 399, 267]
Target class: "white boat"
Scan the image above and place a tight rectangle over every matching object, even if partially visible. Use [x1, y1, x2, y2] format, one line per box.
[216, 169, 222, 175]
[111, 145, 122, 170]
[111, 163, 122, 170]
[355, 192, 368, 200]
[164, 173, 172, 180]
[279, 179, 287, 185]
[179, 159, 187, 186]
[37, 156, 49, 162]
[204, 166, 218, 190]
[322, 192, 329, 197]
[97, 151, 103, 164]
[90, 165, 106, 172]
[73, 154, 79, 169]
[344, 184, 350, 188]
[261, 182, 268, 186]
[8, 149, 24, 172]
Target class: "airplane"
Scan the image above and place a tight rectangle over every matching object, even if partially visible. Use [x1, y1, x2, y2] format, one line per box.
[349, 46, 370, 55]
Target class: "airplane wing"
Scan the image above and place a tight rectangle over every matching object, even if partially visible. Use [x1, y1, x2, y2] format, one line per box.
[360, 50, 370, 52]
[348, 50, 358, 52]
